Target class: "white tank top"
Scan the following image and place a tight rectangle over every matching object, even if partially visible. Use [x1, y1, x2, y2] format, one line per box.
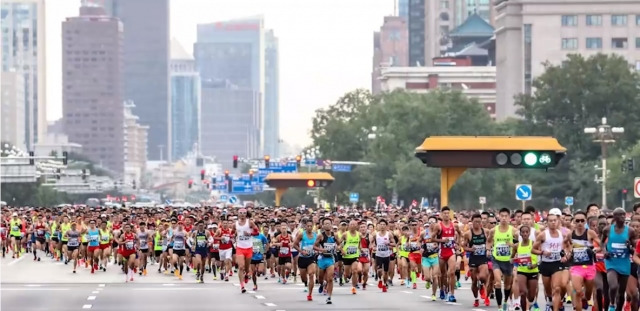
[541, 229, 563, 262]
[375, 231, 392, 257]
[235, 220, 253, 249]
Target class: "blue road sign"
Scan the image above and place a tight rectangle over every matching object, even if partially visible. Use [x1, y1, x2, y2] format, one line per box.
[304, 159, 317, 166]
[257, 162, 298, 183]
[565, 196, 574, 206]
[165, 199, 172, 205]
[228, 196, 238, 204]
[332, 164, 352, 172]
[219, 194, 228, 202]
[349, 192, 359, 203]
[515, 184, 533, 201]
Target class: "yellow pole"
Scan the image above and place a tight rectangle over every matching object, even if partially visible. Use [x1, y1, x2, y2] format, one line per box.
[440, 167, 467, 208]
[275, 187, 287, 206]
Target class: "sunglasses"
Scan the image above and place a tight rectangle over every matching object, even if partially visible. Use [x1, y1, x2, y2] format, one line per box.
[490, 222, 497, 225]
[574, 219, 586, 223]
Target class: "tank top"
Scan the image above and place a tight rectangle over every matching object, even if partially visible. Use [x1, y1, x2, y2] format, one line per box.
[541, 229, 563, 262]
[209, 230, 220, 252]
[154, 232, 163, 251]
[343, 231, 360, 259]
[138, 230, 149, 250]
[99, 229, 110, 245]
[605, 225, 631, 275]
[515, 241, 539, 273]
[173, 230, 186, 250]
[359, 234, 370, 260]
[34, 223, 46, 238]
[219, 228, 233, 250]
[278, 234, 292, 257]
[398, 236, 410, 258]
[571, 229, 593, 266]
[440, 222, 456, 249]
[469, 229, 487, 257]
[319, 231, 337, 257]
[195, 230, 207, 252]
[407, 230, 422, 253]
[235, 220, 253, 249]
[122, 232, 136, 251]
[252, 235, 265, 257]
[422, 229, 439, 257]
[88, 228, 100, 247]
[492, 225, 513, 261]
[300, 231, 316, 258]
[375, 231, 392, 257]
[67, 230, 80, 247]
[61, 223, 71, 241]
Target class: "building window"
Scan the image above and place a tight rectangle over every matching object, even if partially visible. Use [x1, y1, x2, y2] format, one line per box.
[561, 15, 578, 26]
[637, 15, 640, 25]
[612, 37, 628, 49]
[611, 15, 627, 26]
[523, 24, 532, 95]
[561, 38, 578, 50]
[586, 15, 602, 26]
[586, 37, 603, 49]
[440, 0, 449, 9]
[636, 38, 640, 48]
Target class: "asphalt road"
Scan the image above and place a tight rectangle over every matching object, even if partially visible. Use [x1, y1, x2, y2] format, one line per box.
[2, 254, 558, 311]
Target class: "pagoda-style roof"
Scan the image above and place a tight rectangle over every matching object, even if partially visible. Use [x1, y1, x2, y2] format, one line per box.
[449, 13, 495, 38]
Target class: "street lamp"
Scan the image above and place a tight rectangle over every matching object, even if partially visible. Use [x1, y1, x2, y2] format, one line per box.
[584, 117, 624, 208]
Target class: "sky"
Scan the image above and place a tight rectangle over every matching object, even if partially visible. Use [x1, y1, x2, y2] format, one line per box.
[45, 0, 396, 147]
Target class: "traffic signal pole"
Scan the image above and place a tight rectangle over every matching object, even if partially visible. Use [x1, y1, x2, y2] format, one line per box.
[275, 187, 287, 207]
[440, 167, 467, 208]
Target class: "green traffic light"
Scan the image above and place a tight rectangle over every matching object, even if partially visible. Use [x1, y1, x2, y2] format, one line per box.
[523, 152, 538, 166]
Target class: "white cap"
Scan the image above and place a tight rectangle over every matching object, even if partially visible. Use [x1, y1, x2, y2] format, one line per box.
[12, 212, 18, 217]
[549, 208, 562, 216]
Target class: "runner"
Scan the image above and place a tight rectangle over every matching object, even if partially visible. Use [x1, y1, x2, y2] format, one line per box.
[513, 225, 540, 311]
[234, 208, 260, 293]
[487, 207, 518, 311]
[463, 213, 490, 307]
[566, 211, 600, 311]
[250, 223, 269, 290]
[341, 220, 362, 294]
[293, 218, 317, 301]
[602, 208, 636, 311]
[371, 218, 394, 293]
[315, 217, 340, 304]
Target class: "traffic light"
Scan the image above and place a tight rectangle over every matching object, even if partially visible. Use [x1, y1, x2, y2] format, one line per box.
[233, 155, 238, 168]
[200, 169, 206, 180]
[224, 170, 230, 180]
[227, 179, 233, 193]
[249, 170, 254, 181]
[62, 151, 68, 165]
[82, 169, 87, 180]
[295, 155, 302, 168]
[56, 168, 61, 180]
[306, 179, 317, 188]
[627, 159, 635, 171]
[264, 155, 270, 168]
[494, 151, 562, 169]
[132, 180, 136, 189]
[29, 151, 35, 165]
[188, 179, 193, 189]
[622, 188, 629, 201]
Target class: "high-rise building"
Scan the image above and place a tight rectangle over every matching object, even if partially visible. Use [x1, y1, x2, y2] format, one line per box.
[408, 0, 425, 66]
[123, 101, 148, 185]
[80, 0, 113, 15]
[195, 16, 266, 157]
[200, 79, 261, 167]
[111, 0, 170, 161]
[372, 16, 409, 94]
[1, 0, 47, 149]
[264, 29, 280, 158]
[170, 38, 200, 161]
[494, 0, 640, 119]
[398, 0, 409, 18]
[62, 5, 124, 174]
[1, 70, 26, 149]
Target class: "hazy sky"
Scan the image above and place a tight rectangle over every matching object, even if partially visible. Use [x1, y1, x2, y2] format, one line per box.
[45, 0, 395, 147]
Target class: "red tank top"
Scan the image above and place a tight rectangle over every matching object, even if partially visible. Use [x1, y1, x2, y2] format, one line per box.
[209, 230, 220, 252]
[359, 235, 370, 261]
[35, 223, 46, 238]
[278, 234, 291, 257]
[122, 232, 136, 251]
[219, 228, 233, 250]
[184, 225, 193, 233]
[440, 222, 455, 248]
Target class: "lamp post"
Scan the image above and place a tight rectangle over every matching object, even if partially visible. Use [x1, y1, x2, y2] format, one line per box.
[584, 117, 624, 208]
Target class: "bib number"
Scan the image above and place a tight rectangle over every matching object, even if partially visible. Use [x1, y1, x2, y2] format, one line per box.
[346, 246, 358, 255]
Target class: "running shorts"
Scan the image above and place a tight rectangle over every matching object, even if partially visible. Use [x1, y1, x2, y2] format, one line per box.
[491, 259, 514, 276]
[570, 264, 596, 280]
[87, 246, 100, 253]
[539, 261, 565, 277]
[318, 256, 335, 270]
[422, 256, 438, 268]
[235, 247, 252, 259]
[219, 249, 233, 261]
[298, 256, 316, 269]
[342, 257, 358, 266]
[99, 243, 110, 250]
[375, 256, 391, 272]
[409, 253, 421, 265]
[518, 271, 539, 280]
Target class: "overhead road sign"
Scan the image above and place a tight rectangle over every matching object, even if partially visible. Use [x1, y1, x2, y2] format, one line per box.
[349, 192, 359, 203]
[332, 164, 352, 172]
[414, 136, 567, 207]
[515, 184, 532, 201]
[264, 172, 335, 206]
[565, 196, 574, 206]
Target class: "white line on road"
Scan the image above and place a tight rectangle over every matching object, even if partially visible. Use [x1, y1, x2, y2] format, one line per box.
[255, 295, 266, 299]
[8, 256, 25, 266]
[91, 291, 99, 294]
[82, 304, 92, 309]
[1, 288, 70, 291]
[446, 302, 461, 305]
[264, 303, 277, 307]
[233, 283, 239, 287]
[98, 284, 105, 287]
[420, 296, 431, 299]
[401, 291, 413, 294]
[247, 290, 256, 294]
[87, 296, 96, 300]
[472, 309, 487, 311]
[132, 288, 208, 291]
[162, 283, 175, 286]
[96, 288, 104, 291]
[24, 284, 42, 287]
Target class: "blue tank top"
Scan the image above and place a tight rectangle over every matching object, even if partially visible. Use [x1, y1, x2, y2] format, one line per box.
[195, 230, 208, 252]
[88, 229, 100, 247]
[167, 228, 174, 246]
[300, 231, 317, 258]
[605, 225, 630, 275]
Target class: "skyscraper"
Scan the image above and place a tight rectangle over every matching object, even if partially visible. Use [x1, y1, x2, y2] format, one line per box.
[62, 5, 124, 174]
[1, 0, 47, 149]
[170, 38, 200, 160]
[408, 0, 425, 66]
[264, 30, 280, 158]
[111, 0, 170, 161]
[195, 16, 266, 158]
[372, 16, 409, 94]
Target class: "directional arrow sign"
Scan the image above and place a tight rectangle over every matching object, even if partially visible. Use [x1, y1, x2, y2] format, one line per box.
[515, 184, 532, 201]
[349, 192, 359, 203]
[565, 196, 574, 206]
[228, 196, 238, 204]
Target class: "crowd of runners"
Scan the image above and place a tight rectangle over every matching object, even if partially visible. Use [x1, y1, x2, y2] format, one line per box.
[3, 202, 640, 311]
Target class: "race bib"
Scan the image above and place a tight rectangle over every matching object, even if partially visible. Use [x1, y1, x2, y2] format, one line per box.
[443, 237, 455, 248]
[173, 240, 184, 249]
[496, 244, 510, 256]
[11, 226, 18, 231]
[346, 246, 358, 255]
[222, 236, 230, 243]
[37, 229, 44, 235]
[361, 248, 369, 257]
[125, 241, 134, 249]
[546, 251, 561, 261]
[90, 235, 99, 242]
[280, 247, 290, 254]
[302, 245, 314, 255]
[473, 244, 486, 255]
[238, 235, 251, 241]
[101, 235, 109, 241]
[516, 254, 531, 264]
[324, 242, 336, 252]
[197, 239, 206, 247]
[68, 238, 79, 247]
[573, 247, 590, 262]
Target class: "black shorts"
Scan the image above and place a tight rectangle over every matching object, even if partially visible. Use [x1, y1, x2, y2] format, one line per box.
[375, 256, 391, 272]
[278, 256, 292, 265]
[112, 241, 118, 248]
[82, 242, 88, 247]
[342, 257, 358, 266]
[251, 259, 264, 265]
[232, 247, 236, 255]
[210, 252, 220, 261]
[51, 237, 59, 243]
[68, 246, 78, 252]
[154, 250, 163, 257]
[518, 271, 539, 280]
[469, 255, 489, 268]
[36, 238, 46, 245]
[174, 249, 186, 257]
[139, 248, 149, 254]
[539, 261, 565, 277]
[390, 253, 396, 261]
[298, 256, 316, 269]
[335, 253, 342, 262]
[62, 241, 68, 246]
[631, 263, 639, 279]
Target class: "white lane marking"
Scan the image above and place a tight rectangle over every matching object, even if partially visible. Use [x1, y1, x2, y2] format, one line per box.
[264, 303, 277, 307]
[98, 284, 105, 287]
[162, 283, 175, 286]
[82, 304, 92, 309]
[296, 283, 304, 286]
[275, 310, 286, 311]
[1, 288, 70, 291]
[24, 284, 42, 287]
[96, 288, 104, 291]
[472, 309, 487, 311]
[131, 288, 208, 291]
[420, 296, 431, 299]
[247, 290, 256, 294]
[233, 283, 239, 287]
[401, 291, 413, 294]
[87, 296, 96, 300]
[255, 295, 266, 299]
[8, 256, 25, 266]
[447, 302, 461, 305]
